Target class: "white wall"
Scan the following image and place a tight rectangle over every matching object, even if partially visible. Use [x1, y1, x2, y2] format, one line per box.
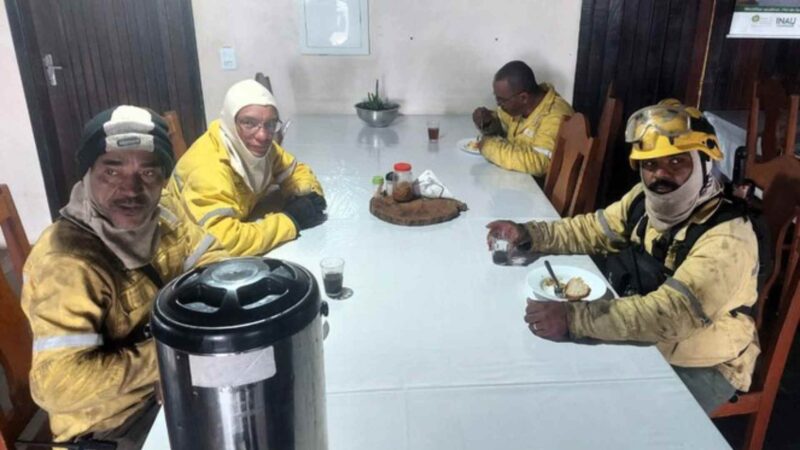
[0, 2, 51, 244]
[192, 0, 582, 122]
[0, 0, 582, 242]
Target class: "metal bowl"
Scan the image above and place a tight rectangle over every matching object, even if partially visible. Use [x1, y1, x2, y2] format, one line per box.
[355, 104, 400, 128]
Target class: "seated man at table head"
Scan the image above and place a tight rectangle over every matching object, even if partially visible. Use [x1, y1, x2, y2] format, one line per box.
[166, 79, 326, 256]
[21, 105, 228, 446]
[472, 60, 574, 177]
[486, 99, 759, 413]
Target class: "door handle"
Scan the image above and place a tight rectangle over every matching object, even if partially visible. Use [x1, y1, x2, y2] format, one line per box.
[42, 54, 64, 87]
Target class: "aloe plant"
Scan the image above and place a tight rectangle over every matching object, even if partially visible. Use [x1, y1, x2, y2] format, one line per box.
[357, 79, 396, 111]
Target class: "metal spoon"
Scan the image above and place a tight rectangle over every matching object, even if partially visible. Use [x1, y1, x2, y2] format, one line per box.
[544, 260, 564, 298]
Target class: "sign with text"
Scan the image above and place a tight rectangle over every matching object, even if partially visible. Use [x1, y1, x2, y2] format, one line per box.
[729, 0, 800, 38]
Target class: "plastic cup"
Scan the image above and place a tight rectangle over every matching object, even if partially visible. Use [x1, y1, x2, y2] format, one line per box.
[491, 239, 510, 265]
[427, 120, 440, 142]
[320, 257, 345, 297]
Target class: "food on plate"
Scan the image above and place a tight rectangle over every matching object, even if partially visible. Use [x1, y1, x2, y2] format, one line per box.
[541, 277, 562, 288]
[467, 140, 479, 150]
[564, 277, 591, 301]
[540, 276, 592, 301]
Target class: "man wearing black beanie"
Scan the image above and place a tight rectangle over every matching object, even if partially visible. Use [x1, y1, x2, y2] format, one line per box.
[21, 106, 227, 448]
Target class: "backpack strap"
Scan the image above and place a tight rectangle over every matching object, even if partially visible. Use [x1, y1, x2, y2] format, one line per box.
[139, 263, 165, 289]
[625, 191, 647, 240]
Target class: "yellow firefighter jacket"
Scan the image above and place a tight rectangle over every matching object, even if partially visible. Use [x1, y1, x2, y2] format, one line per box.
[21, 196, 227, 442]
[480, 83, 574, 177]
[165, 120, 324, 256]
[523, 184, 760, 391]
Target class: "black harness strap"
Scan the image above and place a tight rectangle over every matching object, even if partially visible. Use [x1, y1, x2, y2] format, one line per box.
[619, 191, 760, 319]
[628, 193, 744, 270]
[139, 263, 165, 289]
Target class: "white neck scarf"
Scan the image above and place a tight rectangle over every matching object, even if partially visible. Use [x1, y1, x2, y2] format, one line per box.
[60, 173, 161, 269]
[218, 80, 278, 194]
[642, 151, 722, 232]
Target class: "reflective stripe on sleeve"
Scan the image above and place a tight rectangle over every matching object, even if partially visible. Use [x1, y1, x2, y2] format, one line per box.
[33, 333, 104, 352]
[664, 277, 711, 325]
[173, 173, 184, 191]
[159, 206, 179, 226]
[198, 207, 237, 226]
[532, 147, 552, 158]
[183, 233, 217, 271]
[597, 210, 626, 244]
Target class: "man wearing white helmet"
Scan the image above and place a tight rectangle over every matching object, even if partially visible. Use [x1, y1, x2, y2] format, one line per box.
[167, 79, 326, 256]
[486, 100, 760, 413]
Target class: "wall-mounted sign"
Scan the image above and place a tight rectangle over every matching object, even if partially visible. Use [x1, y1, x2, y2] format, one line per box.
[729, 0, 800, 39]
[298, 0, 370, 55]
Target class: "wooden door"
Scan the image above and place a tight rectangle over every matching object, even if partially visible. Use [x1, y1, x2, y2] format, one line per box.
[6, 0, 206, 216]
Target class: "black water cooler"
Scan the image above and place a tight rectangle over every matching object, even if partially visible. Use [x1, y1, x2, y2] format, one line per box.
[150, 257, 328, 450]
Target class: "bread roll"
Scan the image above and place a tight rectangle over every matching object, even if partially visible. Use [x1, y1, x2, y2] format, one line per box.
[564, 277, 591, 301]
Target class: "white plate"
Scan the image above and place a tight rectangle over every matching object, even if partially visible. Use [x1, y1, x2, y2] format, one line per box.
[526, 265, 608, 301]
[456, 138, 481, 155]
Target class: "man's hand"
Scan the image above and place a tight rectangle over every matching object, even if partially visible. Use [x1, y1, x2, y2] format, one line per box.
[524, 299, 570, 341]
[282, 192, 327, 230]
[476, 136, 487, 151]
[486, 220, 530, 250]
[472, 107, 493, 130]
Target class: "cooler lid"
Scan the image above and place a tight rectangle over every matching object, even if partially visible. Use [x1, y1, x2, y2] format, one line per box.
[151, 257, 320, 354]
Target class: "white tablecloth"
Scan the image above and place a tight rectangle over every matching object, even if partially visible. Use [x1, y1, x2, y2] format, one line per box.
[143, 115, 729, 450]
[706, 109, 800, 181]
[706, 111, 749, 181]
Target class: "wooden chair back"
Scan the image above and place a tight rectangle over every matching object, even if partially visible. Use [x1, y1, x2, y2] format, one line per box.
[543, 113, 598, 217]
[162, 111, 188, 162]
[0, 185, 30, 286]
[573, 88, 623, 214]
[746, 79, 800, 164]
[711, 151, 800, 450]
[0, 269, 35, 450]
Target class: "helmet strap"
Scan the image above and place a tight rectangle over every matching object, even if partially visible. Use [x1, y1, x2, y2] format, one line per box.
[699, 152, 710, 188]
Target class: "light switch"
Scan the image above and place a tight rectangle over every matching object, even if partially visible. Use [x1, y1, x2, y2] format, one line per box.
[220, 47, 237, 70]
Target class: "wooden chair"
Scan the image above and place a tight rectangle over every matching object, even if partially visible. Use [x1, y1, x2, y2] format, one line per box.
[710, 150, 800, 450]
[162, 111, 189, 161]
[0, 269, 37, 450]
[0, 184, 31, 286]
[543, 113, 598, 217]
[745, 79, 799, 164]
[571, 88, 624, 214]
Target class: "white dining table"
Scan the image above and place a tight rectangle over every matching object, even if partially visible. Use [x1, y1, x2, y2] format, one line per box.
[143, 114, 730, 449]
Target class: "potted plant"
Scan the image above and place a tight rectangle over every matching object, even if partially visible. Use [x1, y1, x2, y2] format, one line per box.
[355, 79, 400, 128]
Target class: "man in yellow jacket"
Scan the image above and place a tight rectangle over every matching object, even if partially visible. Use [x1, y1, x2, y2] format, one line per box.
[22, 106, 227, 448]
[166, 79, 326, 256]
[473, 60, 574, 176]
[486, 101, 760, 414]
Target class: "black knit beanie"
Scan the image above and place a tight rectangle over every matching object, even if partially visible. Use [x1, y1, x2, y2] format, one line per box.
[76, 105, 174, 176]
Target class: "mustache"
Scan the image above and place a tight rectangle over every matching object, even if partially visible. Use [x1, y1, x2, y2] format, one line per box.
[647, 179, 680, 192]
[112, 195, 149, 208]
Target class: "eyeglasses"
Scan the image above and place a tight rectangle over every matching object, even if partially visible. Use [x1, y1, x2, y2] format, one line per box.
[236, 118, 284, 135]
[495, 91, 524, 106]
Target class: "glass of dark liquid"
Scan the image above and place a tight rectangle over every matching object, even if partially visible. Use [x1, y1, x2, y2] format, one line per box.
[320, 257, 345, 298]
[427, 120, 440, 142]
[491, 239, 510, 265]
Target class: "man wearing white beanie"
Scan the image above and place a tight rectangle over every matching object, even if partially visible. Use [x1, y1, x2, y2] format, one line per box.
[166, 79, 326, 256]
[22, 106, 228, 447]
